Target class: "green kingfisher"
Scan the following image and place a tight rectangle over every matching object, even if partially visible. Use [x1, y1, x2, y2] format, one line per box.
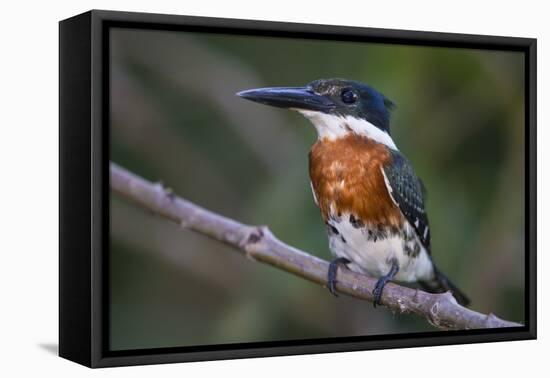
[237, 78, 470, 307]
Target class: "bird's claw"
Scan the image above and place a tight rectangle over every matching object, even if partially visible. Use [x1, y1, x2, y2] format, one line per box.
[327, 257, 350, 297]
[372, 278, 388, 307]
[372, 258, 399, 308]
[328, 279, 338, 297]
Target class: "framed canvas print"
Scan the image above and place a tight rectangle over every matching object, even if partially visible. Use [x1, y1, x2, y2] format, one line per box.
[59, 10, 536, 368]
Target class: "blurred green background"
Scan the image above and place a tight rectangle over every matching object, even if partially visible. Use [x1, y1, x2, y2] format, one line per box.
[109, 27, 525, 351]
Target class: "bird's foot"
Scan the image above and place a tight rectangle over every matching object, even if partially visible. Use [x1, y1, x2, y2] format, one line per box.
[327, 257, 350, 297]
[372, 258, 399, 307]
[372, 278, 390, 307]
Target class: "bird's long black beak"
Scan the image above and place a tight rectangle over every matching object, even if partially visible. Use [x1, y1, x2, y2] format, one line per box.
[237, 86, 335, 112]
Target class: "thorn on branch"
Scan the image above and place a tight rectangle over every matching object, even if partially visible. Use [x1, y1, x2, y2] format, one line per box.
[443, 291, 457, 304]
[165, 188, 175, 201]
[485, 313, 499, 327]
[155, 180, 176, 203]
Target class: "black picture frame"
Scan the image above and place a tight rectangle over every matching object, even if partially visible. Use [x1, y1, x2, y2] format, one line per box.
[59, 9, 537, 368]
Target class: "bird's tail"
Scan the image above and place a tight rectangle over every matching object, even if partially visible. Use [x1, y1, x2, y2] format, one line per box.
[419, 267, 470, 307]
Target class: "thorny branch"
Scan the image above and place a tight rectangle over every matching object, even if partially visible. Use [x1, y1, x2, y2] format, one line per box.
[110, 162, 523, 330]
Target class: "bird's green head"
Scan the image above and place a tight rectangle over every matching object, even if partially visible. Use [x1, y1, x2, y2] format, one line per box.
[237, 78, 396, 146]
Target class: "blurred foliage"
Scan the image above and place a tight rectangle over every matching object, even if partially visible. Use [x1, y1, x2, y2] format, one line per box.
[109, 27, 525, 351]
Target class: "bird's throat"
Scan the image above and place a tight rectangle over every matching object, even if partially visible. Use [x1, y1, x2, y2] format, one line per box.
[298, 110, 398, 150]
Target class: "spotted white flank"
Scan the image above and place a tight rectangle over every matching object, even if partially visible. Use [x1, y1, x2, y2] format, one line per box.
[297, 110, 398, 150]
[327, 213, 434, 282]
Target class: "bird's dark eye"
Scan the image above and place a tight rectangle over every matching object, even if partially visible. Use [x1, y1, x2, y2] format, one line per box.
[341, 89, 358, 104]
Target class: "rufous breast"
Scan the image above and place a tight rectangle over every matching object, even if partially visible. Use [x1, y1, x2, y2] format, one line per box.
[309, 134, 403, 227]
